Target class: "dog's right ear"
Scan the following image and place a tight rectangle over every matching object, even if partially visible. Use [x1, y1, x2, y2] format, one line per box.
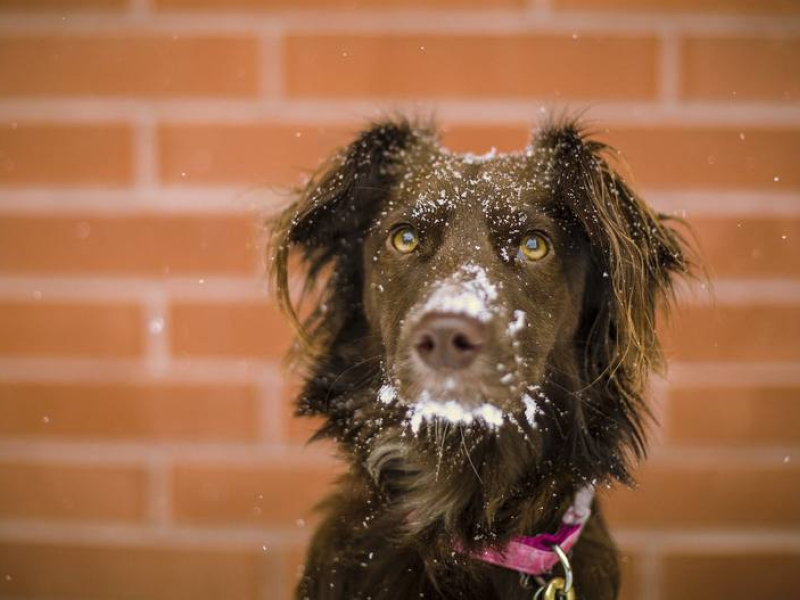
[270, 118, 426, 343]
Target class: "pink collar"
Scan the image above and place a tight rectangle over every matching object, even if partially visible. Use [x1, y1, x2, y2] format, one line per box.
[465, 486, 594, 577]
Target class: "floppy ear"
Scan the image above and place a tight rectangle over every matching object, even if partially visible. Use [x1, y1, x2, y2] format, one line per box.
[270, 118, 426, 351]
[535, 120, 691, 468]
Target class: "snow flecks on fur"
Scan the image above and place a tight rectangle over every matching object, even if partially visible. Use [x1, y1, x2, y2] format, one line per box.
[408, 391, 505, 434]
[461, 147, 498, 165]
[421, 262, 499, 323]
[521, 386, 547, 429]
[508, 310, 526, 336]
[521, 393, 539, 429]
[378, 383, 397, 405]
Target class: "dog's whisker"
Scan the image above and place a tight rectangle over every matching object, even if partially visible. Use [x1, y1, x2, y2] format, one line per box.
[459, 425, 483, 485]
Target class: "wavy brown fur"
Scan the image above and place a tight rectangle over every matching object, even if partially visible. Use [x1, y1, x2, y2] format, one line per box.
[269, 116, 690, 599]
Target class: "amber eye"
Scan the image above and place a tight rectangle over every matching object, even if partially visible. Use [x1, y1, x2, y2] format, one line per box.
[389, 225, 419, 254]
[518, 232, 550, 262]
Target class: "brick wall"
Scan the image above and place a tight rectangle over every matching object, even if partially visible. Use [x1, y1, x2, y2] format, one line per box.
[0, 1, 798, 599]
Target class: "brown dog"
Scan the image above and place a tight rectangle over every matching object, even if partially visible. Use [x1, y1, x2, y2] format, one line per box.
[271, 117, 689, 599]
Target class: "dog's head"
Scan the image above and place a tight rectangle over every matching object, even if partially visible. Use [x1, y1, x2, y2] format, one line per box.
[272, 117, 688, 501]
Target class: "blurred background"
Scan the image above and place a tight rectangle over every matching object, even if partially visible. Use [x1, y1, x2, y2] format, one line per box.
[0, 1, 798, 599]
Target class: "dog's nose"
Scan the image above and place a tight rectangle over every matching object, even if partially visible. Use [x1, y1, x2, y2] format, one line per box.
[412, 313, 487, 370]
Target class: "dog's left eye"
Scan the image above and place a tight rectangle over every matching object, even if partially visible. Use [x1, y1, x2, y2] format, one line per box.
[389, 225, 420, 254]
[518, 231, 550, 262]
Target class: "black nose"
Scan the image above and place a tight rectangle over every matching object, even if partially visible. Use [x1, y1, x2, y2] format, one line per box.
[412, 313, 487, 370]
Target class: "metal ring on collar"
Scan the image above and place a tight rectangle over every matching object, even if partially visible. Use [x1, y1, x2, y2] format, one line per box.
[552, 543, 573, 593]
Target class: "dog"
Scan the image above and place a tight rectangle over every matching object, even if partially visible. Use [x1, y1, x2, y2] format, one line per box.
[270, 116, 689, 600]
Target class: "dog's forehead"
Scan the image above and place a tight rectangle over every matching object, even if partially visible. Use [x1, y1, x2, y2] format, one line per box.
[392, 145, 554, 221]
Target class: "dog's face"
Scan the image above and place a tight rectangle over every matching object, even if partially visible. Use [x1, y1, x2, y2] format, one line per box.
[361, 151, 591, 433]
[272, 118, 687, 490]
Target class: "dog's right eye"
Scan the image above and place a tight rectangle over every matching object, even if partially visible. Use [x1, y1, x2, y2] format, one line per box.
[389, 225, 420, 254]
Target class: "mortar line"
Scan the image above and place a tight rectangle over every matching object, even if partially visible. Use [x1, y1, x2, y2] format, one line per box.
[143, 287, 170, 376]
[259, 29, 284, 100]
[254, 367, 284, 444]
[1, 11, 800, 35]
[658, 27, 680, 106]
[145, 457, 172, 528]
[639, 547, 662, 600]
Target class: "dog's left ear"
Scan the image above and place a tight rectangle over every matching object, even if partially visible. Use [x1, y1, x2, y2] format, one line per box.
[533, 120, 691, 466]
[270, 118, 428, 345]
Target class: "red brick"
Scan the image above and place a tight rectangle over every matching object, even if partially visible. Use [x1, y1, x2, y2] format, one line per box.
[691, 217, 800, 279]
[0, 215, 257, 276]
[159, 123, 800, 191]
[283, 544, 308, 600]
[171, 461, 340, 526]
[603, 127, 800, 190]
[0, 542, 276, 600]
[0, 461, 146, 521]
[422, 125, 800, 191]
[553, 0, 800, 14]
[169, 301, 294, 359]
[0, 382, 259, 442]
[157, 0, 525, 8]
[158, 123, 350, 186]
[681, 36, 800, 102]
[662, 305, 800, 362]
[665, 386, 800, 446]
[604, 462, 800, 528]
[0, 301, 144, 358]
[0, 0, 125, 9]
[0, 36, 258, 97]
[285, 34, 658, 100]
[0, 123, 133, 186]
[662, 552, 800, 600]
[440, 124, 530, 154]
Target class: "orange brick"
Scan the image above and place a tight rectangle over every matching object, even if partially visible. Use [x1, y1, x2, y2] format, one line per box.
[0, 36, 258, 97]
[157, 0, 525, 8]
[159, 123, 800, 191]
[158, 123, 350, 186]
[283, 543, 308, 600]
[662, 305, 800, 362]
[681, 36, 800, 102]
[0, 542, 277, 600]
[0, 382, 259, 442]
[665, 386, 800, 446]
[169, 301, 294, 359]
[603, 127, 800, 190]
[604, 462, 800, 528]
[440, 124, 530, 154]
[553, 0, 800, 14]
[285, 34, 658, 100]
[691, 217, 800, 279]
[171, 461, 340, 526]
[662, 552, 800, 600]
[0, 461, 146, 521]
[0, 0, 125, 9]
[0, 215, 257, 276]
[0, 123, 132, 186]
[0, 301, 144, 358]
[423, 125, 800, 191]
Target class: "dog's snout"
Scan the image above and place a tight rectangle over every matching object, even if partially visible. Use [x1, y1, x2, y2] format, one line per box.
[412, 313, 487, 370]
